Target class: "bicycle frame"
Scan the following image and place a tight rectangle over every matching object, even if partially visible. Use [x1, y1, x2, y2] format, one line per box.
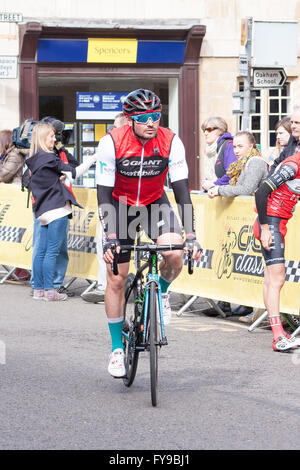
[142, 253, 166, 345]
[118, 231, 194, 404]
[123, 228, 167, 349]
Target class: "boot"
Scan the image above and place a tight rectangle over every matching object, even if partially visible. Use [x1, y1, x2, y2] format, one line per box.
[202, 301, 231, 317]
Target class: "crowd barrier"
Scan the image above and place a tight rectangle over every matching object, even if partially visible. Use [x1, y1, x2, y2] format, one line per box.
[0, 185, 299, 315]
[169, 192, 300, 315]
[0, 185, 99, 282]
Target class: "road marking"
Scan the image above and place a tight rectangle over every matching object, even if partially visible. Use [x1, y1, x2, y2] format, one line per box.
[169, 316, 251, 333]
[175, 326, 238, 332]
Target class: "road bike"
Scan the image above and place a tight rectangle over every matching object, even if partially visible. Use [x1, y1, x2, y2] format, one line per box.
[111, 229, 193, 407]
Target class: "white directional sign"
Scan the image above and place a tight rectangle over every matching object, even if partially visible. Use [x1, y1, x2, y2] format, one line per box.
[0, 56, 18, 79]
[253, 68, 286, 88]
[238, 54, 249, 77]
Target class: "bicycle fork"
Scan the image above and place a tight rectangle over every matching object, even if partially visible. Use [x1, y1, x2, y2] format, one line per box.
[143, 275, 167, 346]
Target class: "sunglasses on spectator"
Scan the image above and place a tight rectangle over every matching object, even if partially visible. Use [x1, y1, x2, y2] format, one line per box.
[130, 112, 161, 124]
[203, 127, 218, 133]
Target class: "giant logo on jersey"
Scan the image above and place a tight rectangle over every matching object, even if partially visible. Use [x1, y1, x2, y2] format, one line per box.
[116, 155, 168, 178]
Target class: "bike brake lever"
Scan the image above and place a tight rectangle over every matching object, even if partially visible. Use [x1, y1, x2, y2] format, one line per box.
[111, 246, 119, 276]
[187, 250, 194, 275]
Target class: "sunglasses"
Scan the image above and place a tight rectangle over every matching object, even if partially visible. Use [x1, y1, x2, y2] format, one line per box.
[130, 112, 161, 124]
[203, 127, 218, 133]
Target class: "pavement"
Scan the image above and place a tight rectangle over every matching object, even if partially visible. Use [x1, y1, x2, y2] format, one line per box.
[1, 276, 300, 451]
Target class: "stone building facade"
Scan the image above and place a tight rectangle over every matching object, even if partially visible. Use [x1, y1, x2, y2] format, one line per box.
[0, 0, 299, 188]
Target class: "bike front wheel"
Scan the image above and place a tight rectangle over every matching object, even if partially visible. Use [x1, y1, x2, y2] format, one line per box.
[123, 275, 140, 387]
[149, 281, 159, 407]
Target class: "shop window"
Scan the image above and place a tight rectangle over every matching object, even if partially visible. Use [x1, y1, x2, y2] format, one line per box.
[39, 96, 64, 121]
[268, 84, 290, 147]
[237, 82, 291, 154]
[238, 84, 261, 146]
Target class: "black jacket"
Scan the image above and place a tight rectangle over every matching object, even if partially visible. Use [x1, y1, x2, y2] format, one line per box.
[26, 150, 81, 218]
[56, 145, 78, 168]
[269, 135, 298, 175]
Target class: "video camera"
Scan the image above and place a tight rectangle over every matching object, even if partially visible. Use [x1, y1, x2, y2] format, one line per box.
[13, 116, 73, 150]
[12, 118, 37, 149]
[41, 116, 74, 145]
[41, 116, 65, 143]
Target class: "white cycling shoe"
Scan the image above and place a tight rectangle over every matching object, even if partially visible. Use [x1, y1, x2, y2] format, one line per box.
[272, 335, 300, 352]
[108, 348, 126, 378]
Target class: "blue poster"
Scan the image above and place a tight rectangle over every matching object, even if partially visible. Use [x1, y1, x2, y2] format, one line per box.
[76, 92, 128, 119]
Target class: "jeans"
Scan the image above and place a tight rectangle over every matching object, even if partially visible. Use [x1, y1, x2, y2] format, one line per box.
[31, 216, 69, 288]
[33, 216, 69, 290]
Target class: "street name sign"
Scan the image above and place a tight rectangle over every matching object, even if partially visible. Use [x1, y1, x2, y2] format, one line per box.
[0, 13, 23, 22]
[253, 68, 286, 88]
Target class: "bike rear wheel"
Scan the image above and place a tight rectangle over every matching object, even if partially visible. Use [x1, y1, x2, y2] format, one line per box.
[123, 275, 140, 387]
[149, 281, 158, 407]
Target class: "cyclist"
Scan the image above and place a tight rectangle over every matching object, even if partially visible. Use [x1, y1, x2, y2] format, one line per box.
[254, 151, 300, 352]
[96, 89, 202, 377]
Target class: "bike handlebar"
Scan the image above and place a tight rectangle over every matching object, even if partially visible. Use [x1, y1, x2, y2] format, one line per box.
[110, 243, 194, 277]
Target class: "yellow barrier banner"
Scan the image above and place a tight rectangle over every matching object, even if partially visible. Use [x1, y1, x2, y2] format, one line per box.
[169, 193, 300, 315]
[0, 185, 99, 280]
[0, 185, 299, 314]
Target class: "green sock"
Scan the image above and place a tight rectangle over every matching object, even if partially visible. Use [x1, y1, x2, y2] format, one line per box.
[108, 317, 124, 351]
[159, 276, 171, 294]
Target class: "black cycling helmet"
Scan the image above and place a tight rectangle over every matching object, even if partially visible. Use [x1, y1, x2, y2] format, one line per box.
[123, 89, 161, 115]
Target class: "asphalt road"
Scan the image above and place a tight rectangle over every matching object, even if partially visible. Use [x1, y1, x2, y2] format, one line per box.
[1, 279, 300, 451]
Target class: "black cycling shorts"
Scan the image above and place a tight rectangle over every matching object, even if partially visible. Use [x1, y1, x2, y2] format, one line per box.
[111, 191, 182, 263]
[253, 216, 288, 266]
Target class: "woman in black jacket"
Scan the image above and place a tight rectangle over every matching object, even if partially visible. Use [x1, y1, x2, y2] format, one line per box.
[26, 122, 97, 301]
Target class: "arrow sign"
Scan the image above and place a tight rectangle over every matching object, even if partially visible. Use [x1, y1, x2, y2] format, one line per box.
[253, 68, 287, 88]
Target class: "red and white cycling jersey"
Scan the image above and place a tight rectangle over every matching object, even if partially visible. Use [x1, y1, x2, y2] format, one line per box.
[266, 152, 300, 220]
[95, 124, 189, 206]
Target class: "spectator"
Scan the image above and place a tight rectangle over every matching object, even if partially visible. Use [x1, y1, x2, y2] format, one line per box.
[201, 117, 237, 192]
[0, 130, 12, 162]
[113, 112, 127, 129]
[81, 112, 127, 303]
[206, 131, 267, 318]
[269, 106, 300, 174]
[30, 117, 79, 297]
[201, 118, 236, 315]
[0, 129, 31, 281]
[208, 131, 268, 198]
[0, 129, 28, 184]
[26, 122, 97, 301]
[268, 116, 291, 165]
